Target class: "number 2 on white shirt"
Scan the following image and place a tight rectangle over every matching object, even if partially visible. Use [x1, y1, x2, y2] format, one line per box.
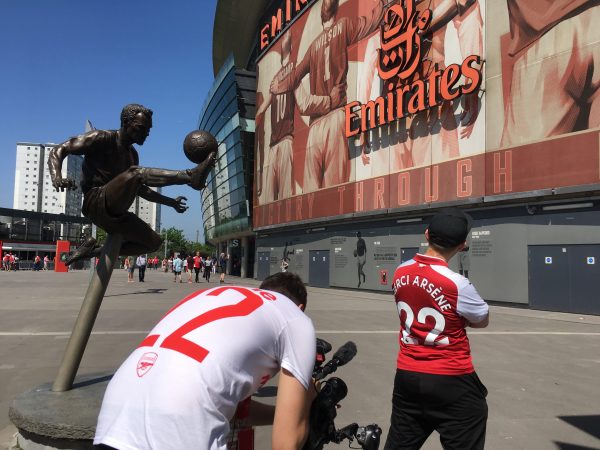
[138, 287, 276, 363]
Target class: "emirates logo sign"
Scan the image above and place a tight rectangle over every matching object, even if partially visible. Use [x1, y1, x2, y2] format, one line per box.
[377, 0, 432, 81]
[345, 0, 483, 137]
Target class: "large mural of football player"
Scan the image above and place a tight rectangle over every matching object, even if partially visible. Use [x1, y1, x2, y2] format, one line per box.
[256, 31, 344, 205]
[500, 0, 600, 147]
[355, 0, 484, 178]
[270, 0, 385, 193]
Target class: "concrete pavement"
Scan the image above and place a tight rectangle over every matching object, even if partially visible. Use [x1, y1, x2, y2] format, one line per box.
[0, 269, 599, 449]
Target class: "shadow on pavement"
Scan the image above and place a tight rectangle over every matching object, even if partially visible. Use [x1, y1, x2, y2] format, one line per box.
[559, 415, 600, 440]
[553, 443, 599, 450]
[105, 288, 167, 297]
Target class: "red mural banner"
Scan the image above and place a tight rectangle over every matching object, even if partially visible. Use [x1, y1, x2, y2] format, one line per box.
[254, 130, 600, 228]
[254, 0, 600, 230]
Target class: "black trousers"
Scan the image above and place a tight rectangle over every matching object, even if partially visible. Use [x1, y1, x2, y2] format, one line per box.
[138, 264, 146, 281]
[384, 369, 488, 450]
[194, 267, 201, 282]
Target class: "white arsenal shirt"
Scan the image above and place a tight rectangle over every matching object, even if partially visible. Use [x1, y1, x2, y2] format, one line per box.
[94, 286, 316, 450]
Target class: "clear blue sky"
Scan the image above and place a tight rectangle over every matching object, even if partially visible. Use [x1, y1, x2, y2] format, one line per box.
[0, 0, 218, 242]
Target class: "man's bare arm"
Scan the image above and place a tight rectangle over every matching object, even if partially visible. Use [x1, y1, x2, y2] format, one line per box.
[138, 186, 188, 213]
[48, 130, 102, 191]
[272, 368, 312, 450]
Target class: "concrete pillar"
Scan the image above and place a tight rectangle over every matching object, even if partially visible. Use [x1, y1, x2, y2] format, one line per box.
[241, 236, 248, 278]
[226, 239, 233, 275]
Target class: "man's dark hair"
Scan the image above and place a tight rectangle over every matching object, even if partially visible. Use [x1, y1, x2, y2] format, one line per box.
[260, 272, 307, 307]
[321, 0, 339, 24]
[120, 104, 153, 128]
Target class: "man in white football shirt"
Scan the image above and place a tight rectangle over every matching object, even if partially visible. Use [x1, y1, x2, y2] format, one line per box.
[94, 272, 316, 450]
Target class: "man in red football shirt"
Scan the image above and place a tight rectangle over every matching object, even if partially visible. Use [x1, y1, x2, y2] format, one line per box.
[385, 208, 489, 450]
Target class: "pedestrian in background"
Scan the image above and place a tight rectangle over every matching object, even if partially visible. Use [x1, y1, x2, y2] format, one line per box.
[203, 256, 212, 283]
[136, 255, 147, 282]
[186, 254, 194, 283]
[193, 251, 202, 283]
[219, 253, 228, 283]
[173, 255, 183, 283]
[43, 255, 49, 271]
[126, 256, 134, 282]
[385, 209, 489, 450]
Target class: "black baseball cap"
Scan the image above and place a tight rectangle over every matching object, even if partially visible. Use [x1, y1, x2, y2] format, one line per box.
[427, 208, 472, 249]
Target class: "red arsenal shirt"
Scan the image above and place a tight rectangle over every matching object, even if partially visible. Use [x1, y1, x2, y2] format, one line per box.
[392, 254, 488, 375]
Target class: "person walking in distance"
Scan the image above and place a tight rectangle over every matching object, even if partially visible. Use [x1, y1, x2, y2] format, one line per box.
[355, 231, 367, 288]
[203, 256, 213, 283]
[172, 254, 183, 283]
[43, 255, 49, 271]
[219, 252, 228, 283]
[125, 256, 134, 282]
[136, 254, 147, 282]
[384, 208, 489, 450]
[193, 251, 202, 283]
[186, 254, 194, 283]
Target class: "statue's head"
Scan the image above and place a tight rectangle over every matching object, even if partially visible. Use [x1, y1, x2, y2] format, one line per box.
[120, 104, 153, 145]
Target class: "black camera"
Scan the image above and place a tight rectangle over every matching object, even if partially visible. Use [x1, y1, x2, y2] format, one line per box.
[302, 340, 381, 450]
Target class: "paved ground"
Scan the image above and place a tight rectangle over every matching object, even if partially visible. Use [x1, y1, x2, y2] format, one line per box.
[0, 269, 599, 450]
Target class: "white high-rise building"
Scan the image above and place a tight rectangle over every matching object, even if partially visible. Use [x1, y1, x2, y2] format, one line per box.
[13, 143, 83, 216]
[128, 188, 162, 232]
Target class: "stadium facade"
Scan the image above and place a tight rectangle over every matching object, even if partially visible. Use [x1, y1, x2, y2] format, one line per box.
[209, 0, 600, 314]
[199, 55, 257, 277]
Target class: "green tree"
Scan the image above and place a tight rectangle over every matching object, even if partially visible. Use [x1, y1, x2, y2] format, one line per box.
[95, 227, 107, 245]
[157, 227, 187, 257]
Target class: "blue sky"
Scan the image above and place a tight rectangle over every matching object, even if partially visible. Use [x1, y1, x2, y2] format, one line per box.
[0, 0, 218, 242]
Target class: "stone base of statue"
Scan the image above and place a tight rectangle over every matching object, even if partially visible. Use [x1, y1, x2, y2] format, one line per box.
[9, 373, 111, 450]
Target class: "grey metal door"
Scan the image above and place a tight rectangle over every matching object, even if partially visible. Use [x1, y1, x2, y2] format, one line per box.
[569, 245, 600, 314]
[528, 246, 570, 312]
[257, 252, 270, 281]
[401, 247, 419, 263]
[309, 250, 330, 288]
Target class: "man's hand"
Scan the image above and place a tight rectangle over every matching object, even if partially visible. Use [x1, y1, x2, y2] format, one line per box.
[172, 196, 188, 213]
[52, 178, 77, 192]
[329, 83, 347, 110]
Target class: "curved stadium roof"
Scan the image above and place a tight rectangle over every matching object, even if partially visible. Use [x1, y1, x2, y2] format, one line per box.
[212, 0, 271, 75]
